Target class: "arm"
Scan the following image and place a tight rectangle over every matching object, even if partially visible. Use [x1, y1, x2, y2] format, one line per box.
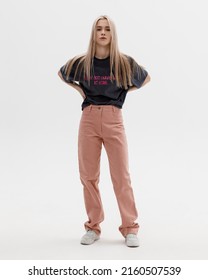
[128, 74, 151, 92]
[58, 70, 86, 99]
[141, 74, 151, 87]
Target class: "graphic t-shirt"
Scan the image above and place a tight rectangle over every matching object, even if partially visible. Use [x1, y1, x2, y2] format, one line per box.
[60, 56, 148, 111]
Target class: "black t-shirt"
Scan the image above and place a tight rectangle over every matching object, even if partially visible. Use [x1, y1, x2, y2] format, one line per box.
[60, 56, 148, 111]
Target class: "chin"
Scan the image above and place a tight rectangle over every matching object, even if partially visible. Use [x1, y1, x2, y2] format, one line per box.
[97, 42, 109, 47]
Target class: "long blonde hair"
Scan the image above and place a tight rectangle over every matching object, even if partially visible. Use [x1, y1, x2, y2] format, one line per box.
[63, 15, 145, 90]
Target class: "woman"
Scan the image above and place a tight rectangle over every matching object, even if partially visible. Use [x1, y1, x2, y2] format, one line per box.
[58, 15, 151, 247]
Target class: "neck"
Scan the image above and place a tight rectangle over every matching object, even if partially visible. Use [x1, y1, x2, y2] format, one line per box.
[95, 46, 110, 59]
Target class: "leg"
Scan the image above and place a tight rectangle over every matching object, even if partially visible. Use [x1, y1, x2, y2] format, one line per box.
[78, 110, 104, 235]
[102, 109, 139, 237]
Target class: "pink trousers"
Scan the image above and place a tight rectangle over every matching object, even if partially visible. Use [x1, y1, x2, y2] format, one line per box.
[78, 104, 139, 237]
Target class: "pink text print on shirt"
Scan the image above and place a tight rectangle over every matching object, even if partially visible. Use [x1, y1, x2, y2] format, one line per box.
[84, 75, 116, 85]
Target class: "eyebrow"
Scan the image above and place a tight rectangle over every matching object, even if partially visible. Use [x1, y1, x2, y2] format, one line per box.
[96, 25, 110, 28]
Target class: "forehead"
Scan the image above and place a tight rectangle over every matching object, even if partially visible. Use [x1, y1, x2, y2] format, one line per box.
[96, 19, 109, 27]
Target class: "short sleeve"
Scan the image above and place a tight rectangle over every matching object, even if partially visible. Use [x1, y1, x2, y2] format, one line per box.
[130, 57, 148, 88]
[59, 58, 82, 83]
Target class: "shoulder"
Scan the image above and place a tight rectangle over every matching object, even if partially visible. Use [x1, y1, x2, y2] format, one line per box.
[122, 54, 134, 62]
[60, 54, 85, 77]
[62, 54, 84, 70]
[66, 54, 85, 67]
[73, 54, 85, 63]
[125, 55, 147, 72]
[121, 54, 137, 68]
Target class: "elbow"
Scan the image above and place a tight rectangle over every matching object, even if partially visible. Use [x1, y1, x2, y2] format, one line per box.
[141, 74, 151, 87]
[146, 74, 151, 83]
[58, 70, 64, 80]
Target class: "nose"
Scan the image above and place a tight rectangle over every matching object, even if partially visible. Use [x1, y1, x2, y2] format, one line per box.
[101, 29, 105, 35]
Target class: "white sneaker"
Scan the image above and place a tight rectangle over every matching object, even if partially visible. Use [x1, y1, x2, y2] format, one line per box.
[80, 230, 100, 245]
[125, 234, 139, 247]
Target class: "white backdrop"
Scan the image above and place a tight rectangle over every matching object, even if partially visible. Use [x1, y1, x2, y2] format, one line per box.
[0, 0, 208, 259]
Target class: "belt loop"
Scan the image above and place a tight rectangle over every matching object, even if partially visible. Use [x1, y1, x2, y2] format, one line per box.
[112, 106, 115, 113]
[89, 104, 92, 111]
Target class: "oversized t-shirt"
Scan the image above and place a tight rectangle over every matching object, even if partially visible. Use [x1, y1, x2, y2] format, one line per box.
[60, 55, 148, 111]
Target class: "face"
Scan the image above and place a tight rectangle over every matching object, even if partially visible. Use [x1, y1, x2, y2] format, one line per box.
[95, 19, 111, 46]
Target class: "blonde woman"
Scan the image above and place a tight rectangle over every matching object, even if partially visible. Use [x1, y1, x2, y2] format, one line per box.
[58, 15, 151, 247]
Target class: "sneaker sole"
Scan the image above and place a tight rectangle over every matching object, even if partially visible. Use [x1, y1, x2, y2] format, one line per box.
[126, 241, 140, 247]
[80, 237, 100, 245]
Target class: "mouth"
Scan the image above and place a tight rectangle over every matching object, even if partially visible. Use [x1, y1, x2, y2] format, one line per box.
[100, 37, 107, 40]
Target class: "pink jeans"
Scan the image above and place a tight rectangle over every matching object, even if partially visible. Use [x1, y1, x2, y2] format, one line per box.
[78, 104, 139, 237]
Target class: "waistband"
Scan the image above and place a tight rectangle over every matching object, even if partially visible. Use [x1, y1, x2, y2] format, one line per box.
[84, 104, 121, 112]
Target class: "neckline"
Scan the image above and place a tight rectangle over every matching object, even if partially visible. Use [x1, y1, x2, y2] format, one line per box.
[94, 56, 110, 61]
